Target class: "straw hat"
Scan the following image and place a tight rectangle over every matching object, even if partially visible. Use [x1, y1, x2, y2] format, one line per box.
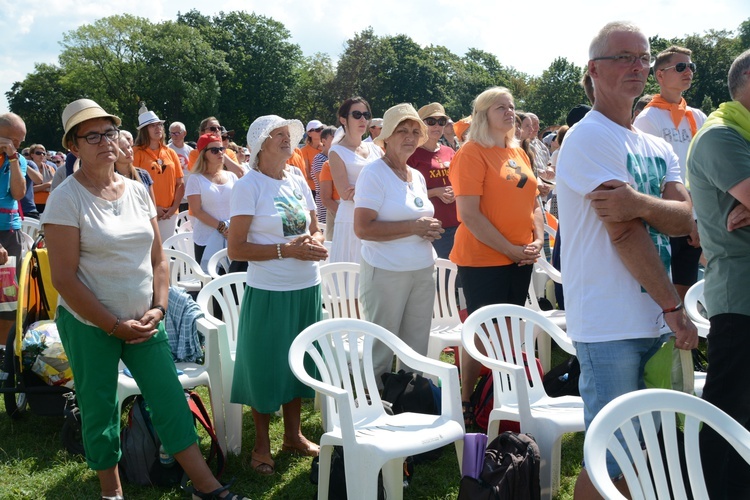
[417, 102, 448, 120]
[246, 115, 304, 168]
[374, 103, 428, 148]
[61, 99, 121, 149]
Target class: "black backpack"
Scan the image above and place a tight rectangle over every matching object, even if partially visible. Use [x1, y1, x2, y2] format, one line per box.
[119, 391, 225, 486]
[457, 432, 542, 500]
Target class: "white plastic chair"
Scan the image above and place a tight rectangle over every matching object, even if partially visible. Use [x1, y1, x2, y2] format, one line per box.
[206, 248, 232, 279]
[289, 318, 465, 500]
[527, 266, 567, 373]
[425, 259, 462, 382]
[461, 303, 581, 499]
[163, 248, 211, 293]
[584, 388, 750, 500]
[19, 231, 34, 259]
[195, 273, 246, 455]
[21, 218, 41, 241]
[684, 279, 710, 396]
[116, 318, 227, 454]
[319, 262, 361, 319]
[174, 210, 193, 234]
[163, 231, 195, 260]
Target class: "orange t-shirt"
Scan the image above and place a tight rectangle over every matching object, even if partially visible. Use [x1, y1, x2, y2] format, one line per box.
[187, 147, 238, 171]
[133, 145, 184, 208]
[318, 160, 339, 200]
[300, 143, 322, 191]
[290, 148, 311, 184]
[449, 142, 537, 267]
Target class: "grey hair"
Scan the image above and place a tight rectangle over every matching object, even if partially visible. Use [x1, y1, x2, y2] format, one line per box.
[170, 121, 187, 132]
[589, 21, 645, 60]
[728, 49, 750, 100]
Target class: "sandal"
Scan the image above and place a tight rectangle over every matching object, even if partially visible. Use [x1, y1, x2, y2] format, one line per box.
[190, 481, 249, 500]
[251, 450, 275, 475]
[282, 436, 320, 457]
[462, 401, 475, 428]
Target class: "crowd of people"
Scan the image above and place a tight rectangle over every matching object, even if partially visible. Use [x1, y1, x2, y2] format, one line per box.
[0, 18, 748, 500]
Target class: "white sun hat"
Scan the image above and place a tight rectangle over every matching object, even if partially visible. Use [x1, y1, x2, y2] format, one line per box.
[246, 115, 304, 169]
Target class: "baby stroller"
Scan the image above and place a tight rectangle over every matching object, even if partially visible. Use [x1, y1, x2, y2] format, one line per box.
[0, 234, 83, 455]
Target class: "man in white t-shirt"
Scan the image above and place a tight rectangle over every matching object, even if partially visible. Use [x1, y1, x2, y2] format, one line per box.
[556, 22, 697, 498]
[168, 121, 193, 211]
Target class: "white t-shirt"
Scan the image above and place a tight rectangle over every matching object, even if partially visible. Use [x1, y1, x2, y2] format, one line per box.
[328, 142, 383, 224]
[633, 104, 706, 181]
[556, 110, 682, 343]
[169, 143, 193, 202]
[41, 177, 157, 326]
[185, 172, 238, 245]
[355, 159, 436, 271]
[230, 168, 320, 291]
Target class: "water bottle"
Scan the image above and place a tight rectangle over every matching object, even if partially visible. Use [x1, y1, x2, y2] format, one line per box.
[159, 444, 175, 468]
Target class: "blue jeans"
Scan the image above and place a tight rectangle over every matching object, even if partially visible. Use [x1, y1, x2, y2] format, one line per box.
[575, 333, 671, 477]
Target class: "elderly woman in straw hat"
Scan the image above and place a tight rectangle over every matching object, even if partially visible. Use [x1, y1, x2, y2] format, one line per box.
[227, 115, 327, 476]
[43, 99, 247, 500]
[353, 103, 444, 384]
[132, 105, 184, 239]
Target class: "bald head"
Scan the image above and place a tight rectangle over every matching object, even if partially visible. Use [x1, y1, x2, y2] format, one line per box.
[0, 113, 26, 149]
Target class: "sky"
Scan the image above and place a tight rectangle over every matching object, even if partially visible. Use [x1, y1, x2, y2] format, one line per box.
[1, 0, 748, 116]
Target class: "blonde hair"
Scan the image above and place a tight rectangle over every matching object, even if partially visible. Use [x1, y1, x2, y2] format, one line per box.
[191, 149, 210, 174]
[468, 87, 518, 148]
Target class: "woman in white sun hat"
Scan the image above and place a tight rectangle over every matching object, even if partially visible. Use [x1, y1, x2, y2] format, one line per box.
[227, 115, 327, 476]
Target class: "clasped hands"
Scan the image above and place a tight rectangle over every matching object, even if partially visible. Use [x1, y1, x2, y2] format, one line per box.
[286, 234, 328, 261]
[115, 308, 165, 345]
[413, 217, 444, 242]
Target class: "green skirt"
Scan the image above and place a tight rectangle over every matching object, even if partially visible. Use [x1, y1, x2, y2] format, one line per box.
[230, 284, 321, 413]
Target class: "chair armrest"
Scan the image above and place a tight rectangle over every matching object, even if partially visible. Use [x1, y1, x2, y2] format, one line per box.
[534, 258, 562, 284]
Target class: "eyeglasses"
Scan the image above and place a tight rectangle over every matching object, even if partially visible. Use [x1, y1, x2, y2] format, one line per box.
[309, 127, 324, 133]
[33, 151, 47, 156]
[205, 147, 225, 155]
[22, 153, 31, 158]
[370, 126, 382, 129]
[169, 131, 184, 135]
[206, 126, 221, 133]
[349, 110, 372, 120]
[76, 129, 120, 145]
[424, 117, 448, 127]
[661, 62, 696, 73]
[592, 54, 655, 67]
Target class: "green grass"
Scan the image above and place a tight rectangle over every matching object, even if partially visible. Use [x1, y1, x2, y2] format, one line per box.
[0, 349, 585, 500]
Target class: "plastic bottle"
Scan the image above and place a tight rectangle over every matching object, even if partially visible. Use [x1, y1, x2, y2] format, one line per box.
[159, 444, 175, 468]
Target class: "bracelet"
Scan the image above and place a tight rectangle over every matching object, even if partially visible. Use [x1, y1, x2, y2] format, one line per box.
[662, 303, 683, 314]
[108, 317, 120, 336]
[217, 221, 226, 233]
[276, 243, 283, 260]
[152, 304, 166, 319]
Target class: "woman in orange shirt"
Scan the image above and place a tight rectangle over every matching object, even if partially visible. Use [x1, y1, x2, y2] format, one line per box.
[132, 107, 184, 240]
[449, 87, 544, 423]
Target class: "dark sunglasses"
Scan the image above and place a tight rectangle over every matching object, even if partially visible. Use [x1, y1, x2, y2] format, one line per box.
[205, 147, 225, 155]
[661, 62, 696, 73]
[206, 126, 222, 133]
[33, 151, 47, 156]
[310, 127, 324, 133]
[349, 110, 372, 120]
[424, 117, 448, 127]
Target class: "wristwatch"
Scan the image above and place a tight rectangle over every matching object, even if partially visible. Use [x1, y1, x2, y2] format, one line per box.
[152, 304, 167, 319]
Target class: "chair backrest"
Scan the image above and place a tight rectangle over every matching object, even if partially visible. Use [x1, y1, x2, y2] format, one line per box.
[175, 210, 193, 234]
[207, 248, 232, 280]
[290, 318, 460, 440]
[163, 248, 210, 289]
[21, 218, 42, 241]
[319, 262, 361, 319]
[163, 232, 195, 259]
[584, 388, 750, 500]
[433, 258, 461, 328]
[196, 272, 246, 352]
[685, 279, 709, 338]
[461, 304, 573, 420]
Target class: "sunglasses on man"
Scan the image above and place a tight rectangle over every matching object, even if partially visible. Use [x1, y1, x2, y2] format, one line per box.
[661, 62, 696, 73]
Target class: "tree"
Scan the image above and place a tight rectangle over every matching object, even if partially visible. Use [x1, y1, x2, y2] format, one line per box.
[684, 29, 742, 109]
[332, 27, 384, 112]
[525, 58, 586, 127]
[290, 53, 337, 125]
[178, 10, 302, 134]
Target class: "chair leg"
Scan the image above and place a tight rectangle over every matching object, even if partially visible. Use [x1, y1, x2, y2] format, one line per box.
[317, 445, 333, 500]
[381, 458, 404, 500]
[224, 403, 243, 455]
[454, 438, 465, 477]
[535, 327, 552, 373]
[344, 453, 384, 500]
[532, 428, 563, 500]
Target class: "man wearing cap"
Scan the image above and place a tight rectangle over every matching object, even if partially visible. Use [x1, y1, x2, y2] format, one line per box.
[688, 48, 750, 498]
[556, 22, 697, 497]
[364, 118, 383, 143]
[299, 120, 324, 194]
[132, 106, 184, 238]
[0, 113, 27, 345]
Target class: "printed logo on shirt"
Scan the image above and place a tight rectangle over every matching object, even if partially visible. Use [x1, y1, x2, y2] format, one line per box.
[505, 159, 528, 189]
[274, 195, 307, 237]
[626, 153, 672, 276]
[661, 128, 693, 144]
